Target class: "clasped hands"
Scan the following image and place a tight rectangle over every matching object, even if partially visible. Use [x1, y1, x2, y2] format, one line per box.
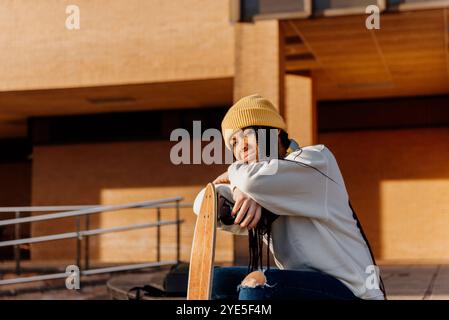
[213, 172, 261, 230]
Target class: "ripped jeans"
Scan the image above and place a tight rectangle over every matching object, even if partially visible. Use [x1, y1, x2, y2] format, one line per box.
[212, 266, 360, 300]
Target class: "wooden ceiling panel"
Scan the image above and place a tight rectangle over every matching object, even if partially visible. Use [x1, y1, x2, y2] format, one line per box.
[283, 8, 449, 100]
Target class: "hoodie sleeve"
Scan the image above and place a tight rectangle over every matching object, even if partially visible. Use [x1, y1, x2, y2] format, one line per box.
[193, 184, 248, 236]
[227, 152, 329, 220]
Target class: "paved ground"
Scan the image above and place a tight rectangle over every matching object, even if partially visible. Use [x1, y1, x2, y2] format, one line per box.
[1, 265, 449, 300]
[382, 265, 449, 300]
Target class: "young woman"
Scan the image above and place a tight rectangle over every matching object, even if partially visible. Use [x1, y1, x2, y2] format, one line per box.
[193, 94, 386, 300]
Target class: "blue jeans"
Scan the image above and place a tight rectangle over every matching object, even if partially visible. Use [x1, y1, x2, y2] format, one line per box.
[212, 266, 360, 300]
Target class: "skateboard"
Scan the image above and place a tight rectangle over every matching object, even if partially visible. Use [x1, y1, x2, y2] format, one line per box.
[187, 183, 217, 300]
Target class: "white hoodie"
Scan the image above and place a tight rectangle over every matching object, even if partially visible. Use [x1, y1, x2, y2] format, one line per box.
[193, 144, 385, 300]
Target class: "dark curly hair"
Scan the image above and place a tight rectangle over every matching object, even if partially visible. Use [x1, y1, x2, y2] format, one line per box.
[241, 126, 290, 272]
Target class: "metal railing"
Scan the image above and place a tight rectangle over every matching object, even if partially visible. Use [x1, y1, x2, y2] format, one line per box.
[0, 197, 192, 286]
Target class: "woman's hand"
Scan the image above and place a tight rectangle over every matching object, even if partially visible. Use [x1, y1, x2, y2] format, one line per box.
[213, 171, 230, 185]
[232, 187, 262, 230]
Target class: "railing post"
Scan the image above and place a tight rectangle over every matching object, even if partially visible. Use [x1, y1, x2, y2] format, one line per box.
[75, 216, 81, 269]
[175, 200, 180, 264]
[14, 211, 21, 275]
[84, 215, 90, 270]
[156, 207, 161, 263]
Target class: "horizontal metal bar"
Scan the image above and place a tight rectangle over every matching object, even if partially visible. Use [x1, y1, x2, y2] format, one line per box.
[0, 197, 183, 227]
[0, 219, 184, 247]
[0, 261, 177, 286]
[0, 232, 79, 247]
[81, 260, 177, 275]
[0, 205, 96, 213]
[0, 272, 68, 285]
[0, 203, 193, 213]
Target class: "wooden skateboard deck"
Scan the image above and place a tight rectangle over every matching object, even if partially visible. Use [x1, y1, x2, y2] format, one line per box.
[187, 183, 217, 300]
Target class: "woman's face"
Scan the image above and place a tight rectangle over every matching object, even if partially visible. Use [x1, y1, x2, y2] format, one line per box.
[230, 128, 259, 164]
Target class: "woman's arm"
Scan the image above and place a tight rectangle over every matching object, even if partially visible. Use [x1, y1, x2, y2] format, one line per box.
[227, 156, 329, 220]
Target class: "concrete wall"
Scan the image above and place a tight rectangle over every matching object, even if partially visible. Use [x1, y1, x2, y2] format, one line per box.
[0, 0, 234, 91]
[30, 140, 234, 264]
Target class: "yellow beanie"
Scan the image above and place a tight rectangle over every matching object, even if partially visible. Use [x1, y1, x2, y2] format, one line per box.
[221, 94, 287, 150]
